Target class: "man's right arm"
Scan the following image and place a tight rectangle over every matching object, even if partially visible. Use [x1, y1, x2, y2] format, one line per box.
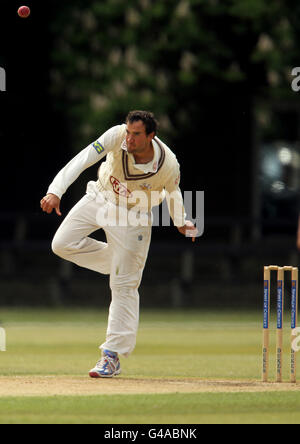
[40, 124, 125, 215]
[48, 125, 126, 199]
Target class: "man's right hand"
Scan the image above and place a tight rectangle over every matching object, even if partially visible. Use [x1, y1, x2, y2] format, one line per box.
[40, 194, 62, 216]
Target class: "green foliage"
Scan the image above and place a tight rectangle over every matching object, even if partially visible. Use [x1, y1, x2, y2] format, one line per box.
[228, 0, 275, 19]
[49, 0, 299, 149]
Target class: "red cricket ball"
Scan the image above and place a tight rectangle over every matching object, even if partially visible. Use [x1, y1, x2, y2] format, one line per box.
[18, 6, 31, 18]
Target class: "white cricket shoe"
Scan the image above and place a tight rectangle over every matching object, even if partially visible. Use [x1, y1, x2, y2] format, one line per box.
[89, 349, 121, 378]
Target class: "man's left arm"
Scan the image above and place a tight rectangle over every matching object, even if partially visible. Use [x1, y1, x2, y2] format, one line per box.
[165, 163, 198, 241]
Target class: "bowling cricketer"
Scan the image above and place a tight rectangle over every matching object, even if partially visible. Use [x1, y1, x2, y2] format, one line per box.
[40, 110, 198, 378]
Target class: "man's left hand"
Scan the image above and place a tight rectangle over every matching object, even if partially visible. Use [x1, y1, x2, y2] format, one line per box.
[177, 220, 198, 242]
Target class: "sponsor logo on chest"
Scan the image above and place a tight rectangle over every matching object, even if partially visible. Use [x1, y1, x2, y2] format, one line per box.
[110, 176, 132, 198]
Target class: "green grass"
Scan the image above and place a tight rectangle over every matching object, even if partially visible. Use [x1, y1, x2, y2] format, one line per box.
[0, 308, 300, 423]
[1, 392, 300, 424]
[0, 308, 293, 379]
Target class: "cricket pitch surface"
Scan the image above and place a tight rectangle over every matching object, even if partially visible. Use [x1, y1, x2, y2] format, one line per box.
[0, 376, 299, 396]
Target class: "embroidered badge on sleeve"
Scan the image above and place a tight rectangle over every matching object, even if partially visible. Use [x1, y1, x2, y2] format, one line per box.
[93, 141, 105, 155]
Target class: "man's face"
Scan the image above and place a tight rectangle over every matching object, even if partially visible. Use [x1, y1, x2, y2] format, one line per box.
[126, 120, 154, 154]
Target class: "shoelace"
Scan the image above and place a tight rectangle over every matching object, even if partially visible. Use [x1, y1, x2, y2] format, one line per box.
[96, 355, 118, 372]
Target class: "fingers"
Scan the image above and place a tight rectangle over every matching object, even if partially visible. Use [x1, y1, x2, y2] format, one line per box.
[55, 206, 62, 217]
[40, 197, 52, 214]
[40, 195, 61, 216]
[185, 220, 198, 242]
[186, 227, 198, 241]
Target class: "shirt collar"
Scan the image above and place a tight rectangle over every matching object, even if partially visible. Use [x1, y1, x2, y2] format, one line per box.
[121, 138, 160, 174]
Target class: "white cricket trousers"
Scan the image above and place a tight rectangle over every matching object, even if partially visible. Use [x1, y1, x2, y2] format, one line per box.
[51, 181, 152, 357]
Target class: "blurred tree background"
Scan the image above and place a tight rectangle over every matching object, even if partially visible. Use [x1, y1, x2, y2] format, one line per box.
[50, 0, 297, 140]
[1, 0, 299, 220]
[47, 0, 300, 221]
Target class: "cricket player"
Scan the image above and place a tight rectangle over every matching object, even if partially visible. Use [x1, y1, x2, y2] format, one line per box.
[40, 110, 198, 378]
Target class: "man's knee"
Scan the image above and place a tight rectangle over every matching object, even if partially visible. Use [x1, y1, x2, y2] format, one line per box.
[110, 270, 142, 291]
[51, 235, 69, 259]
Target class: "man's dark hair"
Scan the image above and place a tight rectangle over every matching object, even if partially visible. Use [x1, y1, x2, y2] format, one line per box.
[126, 110, 158, 135]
